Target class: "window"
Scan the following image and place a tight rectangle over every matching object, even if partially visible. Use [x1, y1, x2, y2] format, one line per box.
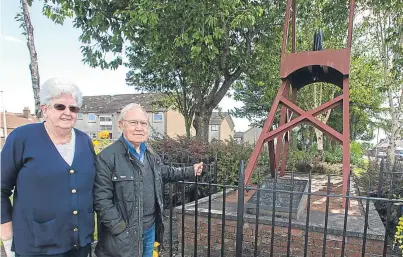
[100, 125, 113, 131]
[77, 113, 83, 120]
[99, 116, 112, 131]
[88, 132, 97, 139]
[100, 116, 112, 122]
[153, 112, 163, 122]
[88, 113, 97, 123]
[211, 125, 218, 131]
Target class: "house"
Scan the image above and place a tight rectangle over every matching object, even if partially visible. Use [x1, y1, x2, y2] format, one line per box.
[76, 93, 235, 141]
[0, 107, 37, 148]
[208, 112, 235, 142]
[234, 127, 263, 145]
[234, 131, 245, 143]
[234, 126, 278, 146]
[243, 127, 263, 145]
[370, 137, 403, 157]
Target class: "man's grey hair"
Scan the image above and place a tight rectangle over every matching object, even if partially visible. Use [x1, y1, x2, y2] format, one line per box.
[119, 103, 147, 121]
[40, 78, 83, 107]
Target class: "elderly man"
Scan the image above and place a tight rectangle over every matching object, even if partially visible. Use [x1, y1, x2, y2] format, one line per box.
[93, 103, 203, 257]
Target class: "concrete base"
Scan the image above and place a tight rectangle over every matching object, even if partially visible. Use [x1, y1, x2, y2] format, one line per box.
[246, 177, 309, 220]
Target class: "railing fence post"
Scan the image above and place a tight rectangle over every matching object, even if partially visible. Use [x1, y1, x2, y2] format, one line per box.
[235, 161, 245, 257]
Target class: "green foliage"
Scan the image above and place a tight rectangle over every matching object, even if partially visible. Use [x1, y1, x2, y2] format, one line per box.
[149, 136, 253, 185]
[44, 0, 286, 141]
[324, 146, 343, 164]
[286, 150, 315, 172]
[233, 0, 386, 144]
[209, 139, 254, 185]
[350, 141, 364, 166]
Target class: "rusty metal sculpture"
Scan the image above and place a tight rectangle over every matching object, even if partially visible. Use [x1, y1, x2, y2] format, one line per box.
[244, 0, 355, 207]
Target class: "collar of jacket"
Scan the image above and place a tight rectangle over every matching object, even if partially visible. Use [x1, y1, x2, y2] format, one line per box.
[121, 136, 147, 162]
[118, 136, 159, 161]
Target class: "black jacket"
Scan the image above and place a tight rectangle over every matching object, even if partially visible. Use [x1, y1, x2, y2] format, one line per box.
[93, 137, 195, 257]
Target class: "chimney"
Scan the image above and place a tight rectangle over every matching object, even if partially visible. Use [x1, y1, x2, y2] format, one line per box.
[23, 107, 30, 118]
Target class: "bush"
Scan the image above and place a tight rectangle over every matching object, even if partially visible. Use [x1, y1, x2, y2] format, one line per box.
[149, 136, 254, 185]
[350, 141, 365, 167]
[324, 146, 343, 164]
[148, 136, 256, 207]
[286, 150, 314, 172]
[311, 162, 342, 174]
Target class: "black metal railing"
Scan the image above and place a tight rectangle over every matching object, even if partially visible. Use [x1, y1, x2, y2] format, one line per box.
[164, 160, 402, 257]
[90, 156, 403, 257]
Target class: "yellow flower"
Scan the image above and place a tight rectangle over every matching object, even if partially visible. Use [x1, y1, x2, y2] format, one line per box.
[98, 130, 110, 139]
[92, 140, 100, 147]
[153, 242, 160, 257]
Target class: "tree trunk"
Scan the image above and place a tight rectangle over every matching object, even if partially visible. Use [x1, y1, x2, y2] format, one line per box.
[314, 128, 324, 160]
[193, 108, 213, 143]
[387, 87, 402, 167]
[184, 116, 192, 138]
[21, 0, 40, 118]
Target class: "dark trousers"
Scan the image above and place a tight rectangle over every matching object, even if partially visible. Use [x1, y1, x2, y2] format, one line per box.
[15, 244, 91, 257]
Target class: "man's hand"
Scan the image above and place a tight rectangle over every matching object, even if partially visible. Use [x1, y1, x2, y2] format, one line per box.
[193, 162, 204, 176]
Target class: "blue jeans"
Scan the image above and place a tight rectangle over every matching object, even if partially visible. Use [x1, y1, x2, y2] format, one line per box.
[142, 223, 155, 257]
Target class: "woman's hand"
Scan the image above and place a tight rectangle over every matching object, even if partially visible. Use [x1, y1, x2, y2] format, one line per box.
[2, 238, 14, 257]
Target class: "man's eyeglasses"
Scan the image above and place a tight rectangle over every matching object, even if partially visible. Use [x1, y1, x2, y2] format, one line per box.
[122, 120, 149, 127]
[52, 104, 80, 113]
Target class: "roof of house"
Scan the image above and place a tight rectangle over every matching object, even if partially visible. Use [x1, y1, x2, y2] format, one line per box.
[234, 131, 244, 138]
[209, 112, 235, 129]
[243, 126, 263, 135]
[0, 112, 37, 129]
[80, 93, 166, 113]
[375, 138, 403, 149]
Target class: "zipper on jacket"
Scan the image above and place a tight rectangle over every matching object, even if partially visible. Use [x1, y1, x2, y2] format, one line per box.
[138, 168, 143, 257]
[128, 150, 143, 257]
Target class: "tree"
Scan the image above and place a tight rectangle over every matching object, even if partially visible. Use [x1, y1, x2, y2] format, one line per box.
[235, 0, 346, 145]
[360, 0, 403, 164]
[44, 0, 284, 142]
[15, 0, 41, 118]
[14, 0, 71, 118]
[234, 0, 385, 152]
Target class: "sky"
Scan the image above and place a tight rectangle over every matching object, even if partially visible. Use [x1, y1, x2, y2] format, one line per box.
[0, 1, 250, 131]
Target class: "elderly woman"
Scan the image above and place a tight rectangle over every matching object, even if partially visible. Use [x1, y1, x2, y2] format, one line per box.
[1, 78, 96, 257]
[93, 103, 203, 257]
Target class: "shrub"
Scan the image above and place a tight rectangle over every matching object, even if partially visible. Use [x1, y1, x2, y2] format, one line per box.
[324, 146, 343, 164]
[311, 162, 342, 174]
[149, 136, 254, 185]
[208, 139, 254, 185]
[286, 150, 314, 172]
[148, 135, 210, 164]
[350, 141, 365, 167]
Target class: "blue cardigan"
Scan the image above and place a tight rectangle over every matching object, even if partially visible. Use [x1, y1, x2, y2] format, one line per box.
[1, 123, 96, 255]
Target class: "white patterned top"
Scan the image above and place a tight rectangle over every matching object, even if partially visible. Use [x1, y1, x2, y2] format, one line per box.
[54, 129, 76, 166]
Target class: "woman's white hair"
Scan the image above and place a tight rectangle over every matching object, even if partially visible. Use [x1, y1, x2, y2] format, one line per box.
[40, 78, 83, 107]
[119, 103, 147, 121]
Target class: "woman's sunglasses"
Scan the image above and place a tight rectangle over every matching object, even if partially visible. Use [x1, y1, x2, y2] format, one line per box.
[52, 104, 80, 113]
